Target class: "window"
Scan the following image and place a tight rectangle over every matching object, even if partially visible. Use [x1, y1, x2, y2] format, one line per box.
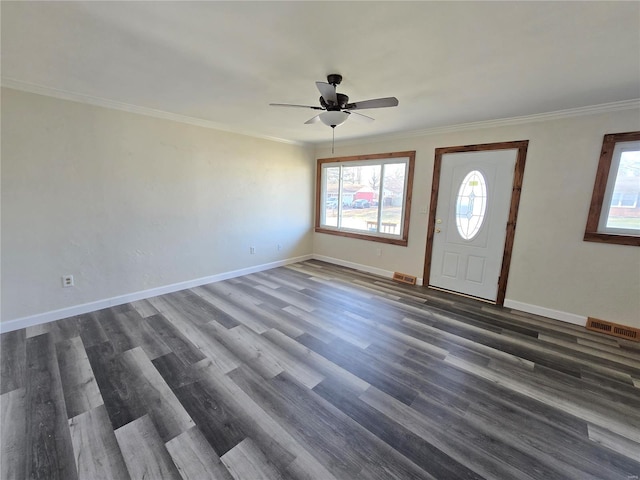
[315, 151, 415, 246]
[585, 131, 640, 246]
[456, 170, 488, 240]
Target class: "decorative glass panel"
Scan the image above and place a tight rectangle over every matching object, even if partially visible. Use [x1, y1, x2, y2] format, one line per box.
[456, 170, 487, 240]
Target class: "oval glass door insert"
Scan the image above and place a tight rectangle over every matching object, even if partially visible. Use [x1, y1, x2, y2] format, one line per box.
[456, 170, 487, 240]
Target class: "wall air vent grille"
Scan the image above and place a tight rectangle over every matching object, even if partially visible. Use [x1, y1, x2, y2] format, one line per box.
[392, 272, 417, 285]
[586, 317, 639, 342]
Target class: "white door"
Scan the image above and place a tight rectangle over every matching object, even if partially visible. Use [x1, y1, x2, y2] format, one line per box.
[429, 149, 518, 301]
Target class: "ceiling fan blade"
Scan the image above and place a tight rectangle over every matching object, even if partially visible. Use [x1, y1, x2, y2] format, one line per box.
[345, 97, 399, 110]
[304, 115, 322, 124]
[270, 103, 324, 110]
[347, 111, 375, 123]
[316, 82, 337, 105]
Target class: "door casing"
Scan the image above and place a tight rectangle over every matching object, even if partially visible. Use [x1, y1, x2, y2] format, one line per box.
[423, 140, 529, 305]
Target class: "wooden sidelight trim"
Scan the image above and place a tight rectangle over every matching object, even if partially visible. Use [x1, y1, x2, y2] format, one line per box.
[423, 140, 529, 305]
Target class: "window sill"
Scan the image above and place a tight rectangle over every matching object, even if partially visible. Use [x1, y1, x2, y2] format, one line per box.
[583, 231, 640, 246]
[315, 227, 408, 246]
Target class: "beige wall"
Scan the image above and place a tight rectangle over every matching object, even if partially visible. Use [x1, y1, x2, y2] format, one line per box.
[1, 88, 315, 322]
[3, 87, 639, 330]
[314, 108, 640, 328]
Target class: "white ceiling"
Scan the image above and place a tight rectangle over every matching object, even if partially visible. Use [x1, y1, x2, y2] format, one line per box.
[2, 1, 639, 145]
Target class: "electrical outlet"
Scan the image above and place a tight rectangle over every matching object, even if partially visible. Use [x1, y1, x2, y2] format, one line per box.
[277, 244, 282, 251]
[376, 248, 382, 257]
[62, 275, 74, 288]
[250, 246, 256, 254]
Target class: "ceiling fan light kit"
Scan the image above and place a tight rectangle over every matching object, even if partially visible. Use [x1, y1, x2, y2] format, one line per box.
[270, 73, 399, 152]
[319, 111, 349, 128]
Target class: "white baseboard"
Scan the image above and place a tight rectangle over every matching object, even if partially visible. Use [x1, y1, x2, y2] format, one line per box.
[311, 254, 424, 286]
[503, 299, 587, 326]
[3, 255, 584, 334]
[0, 254, 313, 334]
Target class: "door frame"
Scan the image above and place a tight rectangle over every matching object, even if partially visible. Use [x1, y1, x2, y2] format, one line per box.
[423, 140, 529, 305]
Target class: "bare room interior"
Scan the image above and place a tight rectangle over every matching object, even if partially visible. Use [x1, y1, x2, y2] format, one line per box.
[1, 2, 639, 479]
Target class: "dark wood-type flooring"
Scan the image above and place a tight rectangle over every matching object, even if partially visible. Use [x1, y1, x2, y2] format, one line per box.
[1, 260, 639, 479]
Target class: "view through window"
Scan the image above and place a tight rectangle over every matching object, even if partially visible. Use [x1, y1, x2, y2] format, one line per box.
[316, 152, 415, 246]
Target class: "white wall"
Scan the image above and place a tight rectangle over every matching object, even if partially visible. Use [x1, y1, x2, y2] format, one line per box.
[1, 88, 315, 323]
[313, 108, 640, 328]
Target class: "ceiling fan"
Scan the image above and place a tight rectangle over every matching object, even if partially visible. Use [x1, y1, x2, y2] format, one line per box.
[270, 74, 398, 150]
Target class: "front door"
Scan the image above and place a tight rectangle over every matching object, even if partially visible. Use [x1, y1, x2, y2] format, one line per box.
[424, 141, 528, 304]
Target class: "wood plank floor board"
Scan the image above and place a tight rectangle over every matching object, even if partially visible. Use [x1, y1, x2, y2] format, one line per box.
[76, 312, 110, 349]
[147, 295, 241, 374]
[113, 309, 173, 360]
[24, 333, 78, 480]
[152, 351, 200, 389]
[144, 313, 208, 366]
[0, 328, 25, 394]
[446, 354, 640, 444]
[360, 385, 542, 480]
[114, 414, 182, 480]
[89, 308, 136, 354]
[2, 260, 639, 479]
[237, 300, 307, 339]
[261, 302, 337, 343]
[410, 393, 602, 480]
[173, 380, 248, 457]
[192, 286, 270, 332]
[402, 347, 593, 439]
[129, 298, 160, 318]
[47, 316, 82, 344]
[55, 335, 103, 418]
[169, 288, 241, 327]
[84, 340, 148, 430]
[0, 388, 26, 480]
[261, 328, 371, 395]
[220, 281, 291, 310]
[312, 376, 483, 480]
[68, 405, 130, 480]
[220, 437, 287, 480]
[364, 344, 473, 414]
[119, 346, 195, 441]
[283, 305, 373, 349]
[579, 367, 639, 394]
[587, 424, 640, 463]
[251, 270, 306, 291]
[229, 366, 431, 480]
[165, 426, 235, 480]
[194, 362, 338, 480]
[227, 367, 362, 479]
[193, 369, 299, 474]
[297, 333, 420, 406]
[197, 320, 285, 379]
[460, 394, 640, 479]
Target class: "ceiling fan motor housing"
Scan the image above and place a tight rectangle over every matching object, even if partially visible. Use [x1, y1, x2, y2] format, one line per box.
[320, 93, 349, 110]
[327, 73, 342, 86]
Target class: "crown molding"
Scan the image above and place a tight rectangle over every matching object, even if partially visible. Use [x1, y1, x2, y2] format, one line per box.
[4, 77, 637, 150]
[321, 98, 640, 149]
[1, 77, 307, 147]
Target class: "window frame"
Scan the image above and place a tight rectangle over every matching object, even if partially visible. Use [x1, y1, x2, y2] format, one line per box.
[584, 131, 640, 246]
[315, 151, 415, 246]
